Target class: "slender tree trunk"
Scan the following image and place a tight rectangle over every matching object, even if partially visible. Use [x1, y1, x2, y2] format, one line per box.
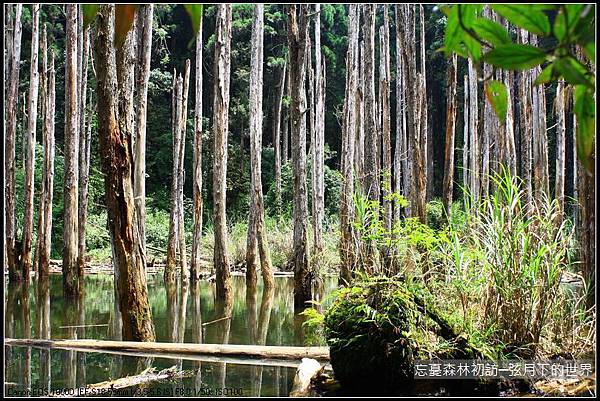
[22, 4, 40, 281]
[380, 6, 392, 231]
[178, 60, 191, 282]
[35, 28, 56, 278]
[134, 4, 154, 267]
[213, 4, 233, 302]
[554, 80, 566, 220]
[468, 58, 479, 202]
[191, 17, 203, 282]
[442, 54, 457, 218]
[282, 63, 291, 164]
[6, 4, 23, 281]
[530, 35, 549, 199]
[77, 23, 91, 276]
[313, 4, 325, 256]
[339, 5, 359, 285]
[355, 40, 365, 188]
[273, 60, 286, 216]
[419, 5, 429, 209]
[518, 29, 533, 210]
[94, 4, 155, 341]
[165, 72, 181, 283]
[288, 4, 312, 309]
[246, 5, 274, 291]
[63, 4, 80, 296]
[463, 74, 469, 198]
[363, 5, 378, 202]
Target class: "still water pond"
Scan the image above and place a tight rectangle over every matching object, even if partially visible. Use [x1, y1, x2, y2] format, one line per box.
[5, 274, 338, 397]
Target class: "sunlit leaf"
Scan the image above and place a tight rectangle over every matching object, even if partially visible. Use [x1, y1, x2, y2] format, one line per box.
[533, 64, 557, 85]
[491, 5, 551, 36]
[115, 4, 138, 48]
[573, 85, 595, 172]
[483, 44, 547, 70]
[485, 80, 508, 121]
[554, 57, 594, 89]
[472, 18, 512, 47]
[82, 4, 99, 28]
[184, 4, 204, 36]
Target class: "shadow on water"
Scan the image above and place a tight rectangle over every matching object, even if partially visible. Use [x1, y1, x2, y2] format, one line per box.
[4, 273, 338, 397]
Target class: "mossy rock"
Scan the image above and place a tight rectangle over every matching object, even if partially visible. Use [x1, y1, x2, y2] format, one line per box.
[323, 277, 490, 395]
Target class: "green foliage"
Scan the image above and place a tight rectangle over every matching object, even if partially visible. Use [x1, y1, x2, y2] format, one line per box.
[484, 80, 508, 120]
[441, 4, 596, 171]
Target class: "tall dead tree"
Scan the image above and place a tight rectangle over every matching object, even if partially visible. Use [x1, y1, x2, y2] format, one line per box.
[530, 34, 549, 199]
[6, 4, 23, 281]
[273, 60, 286, 214]
[442, 54, 458, 218]
[339, 4, 359, 284]
[35, 27, 56, 277]
[467, 58, 479, 201]
[77, 19, 91, 275]
[246, 5, 274, 290]
[380, 6, 392, 231]
[191, 13, 203, 282]
[363, 5, 378, 202]
[134, 4, 154, 264]
[312, 4, 325, 255]
[63, 4, 80, 296]
[394, 5, 408, 222]
[166, 72, 182, 283]
[94, 4, 155, 341]
[418, 5, 429, 207]
[179, 60, 191, 282]
[21, 4, 40, 281]
[355, 39, 365, 187]
[213, 4, 233, 301]
[518, 29, 533, 209]
[288, 4, 312, 309]
[554, 80, 566, 220]
[463, 74, 470, 193]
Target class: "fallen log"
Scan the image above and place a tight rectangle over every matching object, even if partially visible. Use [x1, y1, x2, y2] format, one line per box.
[4, 338, 330, 362]
[289, 358, 324, 397]
[72, 366, 191, 396]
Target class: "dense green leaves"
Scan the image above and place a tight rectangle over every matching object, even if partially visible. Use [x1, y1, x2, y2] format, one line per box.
[490, 5, 551, 36]
[484, 80, 508, 121]
[472, 18, 511, 47]
[574, 85, 596, 172]
[554, 57, 594, 89]
[482, 44, 547, 70]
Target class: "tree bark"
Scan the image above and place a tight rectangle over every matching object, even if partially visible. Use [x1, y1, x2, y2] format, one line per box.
[313, 4, 325, 256]
[339, 5, 359, 284]
[463, 74, 469, 194]
[273, 60, 287, 216]
[363, 5, 378, 202]
[554, 80, 566, 220]
[288, 4, 312, 310]
[247, 5, 274, 290]
[165, 71, 181, 283]
[468, 58, 479, 202]
[419, 5, 429, 208]
[442, 54, 457, 219]
[380, 6, 392, 231]
[63, 4, 80, 296]
[134, 4, 154, 266]
[35, 27, 56, 278]
[6, 4, 23, 281]
[213, 4, 233, 302]
[21, 4, 40, 281]
[191, 17, 203, 282]
[530, 33, 549, 199]
[77, 21, 91, 276]
[518, 29, 533, 210]
[178, 60, 191, 282]
[94, 4, 155, 342]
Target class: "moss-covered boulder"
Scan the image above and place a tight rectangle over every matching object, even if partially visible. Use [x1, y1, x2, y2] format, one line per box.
[323, 276, 489, 395]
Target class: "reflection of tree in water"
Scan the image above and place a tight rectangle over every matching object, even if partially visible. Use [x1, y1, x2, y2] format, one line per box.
[214, 294, 233, 392]
[251, 285, 275, 396]
[190, 279, 203, 392]
[76, 279, 86, 387]
[36, 276, 51, 391]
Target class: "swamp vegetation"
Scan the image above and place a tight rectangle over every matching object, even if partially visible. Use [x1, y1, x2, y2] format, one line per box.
[3, 3, 596, 397]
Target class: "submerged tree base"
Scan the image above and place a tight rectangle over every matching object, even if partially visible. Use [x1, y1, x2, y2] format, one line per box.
[323, 276, 506, 395]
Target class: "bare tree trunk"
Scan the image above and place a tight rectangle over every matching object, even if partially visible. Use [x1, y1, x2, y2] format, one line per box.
[394, 5, 408, 221]
[530, 35, 549, 199]
[380, 6, 392, 231]
[191, 18, 203, 282]
[363, 5, 378, 203]
[165, 71, 181, 283]
[554, 80, 566, 220]
[463, 74, 469, 197]
[282, 63, 291, 164]
[77, 21, 91, 276]
[518, 29, 533, 209]
[313, 4, 325, 256]
[6, 4, 23, 281]
[63, 4, 80, 296]
[178, 60, 191, 282]
[273, 60, 286, 216]
[134, 4, 154, 267]
[419, 5, 429, 208]
[213, 4, 233, 302]
[22, 4, 40, 281]
[442, 54, 457, 219]
[355, 39, 365, 188]
[288, 4, 312, 309]
[35, 27, 56, 278]
[468, 58, 479, 202]
[247, 5, 274, 290]
[94, 4, 155, 342]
